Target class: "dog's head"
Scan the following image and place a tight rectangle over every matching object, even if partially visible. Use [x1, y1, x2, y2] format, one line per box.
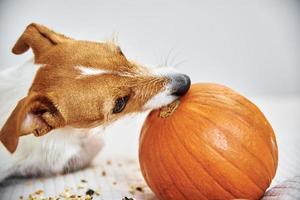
[0, 23, 190, 153]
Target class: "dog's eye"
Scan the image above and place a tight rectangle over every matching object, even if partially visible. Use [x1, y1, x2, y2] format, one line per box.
[113, 95, 129, 114]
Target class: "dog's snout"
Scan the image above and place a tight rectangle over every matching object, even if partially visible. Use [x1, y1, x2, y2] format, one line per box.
[170, 74, 191, 96]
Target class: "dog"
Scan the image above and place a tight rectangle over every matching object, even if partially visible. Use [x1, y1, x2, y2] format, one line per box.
[0, 23, 191, 182]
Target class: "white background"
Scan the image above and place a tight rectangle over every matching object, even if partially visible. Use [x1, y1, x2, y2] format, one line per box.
[0, 0, 299, 96]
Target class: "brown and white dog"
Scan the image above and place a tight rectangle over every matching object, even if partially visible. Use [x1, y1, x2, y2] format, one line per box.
[0, 23, 190, 181]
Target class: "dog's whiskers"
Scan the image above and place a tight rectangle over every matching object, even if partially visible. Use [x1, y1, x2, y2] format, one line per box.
[160, 47, 186, 69]
[173, 59, 187, 69]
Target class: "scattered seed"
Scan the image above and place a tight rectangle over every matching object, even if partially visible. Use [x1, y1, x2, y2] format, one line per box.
[135, 186, 144, 192]
[28, 194, 34, 200]
[122, 197, 135, 200]
[85, 194, 92, 200]
[106, 160, 112, 165]
[129, 184, 146, 195]
[101, 171, 106, 176]
[86, 189, 95, 196]
[94, 188, 101, 196]
[34, 189, 44, 195]
[77, 185, 85, 190]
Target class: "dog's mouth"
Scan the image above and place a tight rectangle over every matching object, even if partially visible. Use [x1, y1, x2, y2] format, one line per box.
[143, 72, 191, 111]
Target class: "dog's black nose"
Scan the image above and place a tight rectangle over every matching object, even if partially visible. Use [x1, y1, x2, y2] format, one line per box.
[171, 74, 191, 96]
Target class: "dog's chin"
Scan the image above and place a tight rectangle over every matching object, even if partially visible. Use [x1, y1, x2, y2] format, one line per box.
[143, 91, 178, 111]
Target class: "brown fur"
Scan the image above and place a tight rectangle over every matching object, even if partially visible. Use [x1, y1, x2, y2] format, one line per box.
[0, 23, 169, 153]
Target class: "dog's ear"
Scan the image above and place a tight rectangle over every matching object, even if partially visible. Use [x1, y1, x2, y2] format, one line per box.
[12, 23, 70, 62]
[0, 93, 65, 153]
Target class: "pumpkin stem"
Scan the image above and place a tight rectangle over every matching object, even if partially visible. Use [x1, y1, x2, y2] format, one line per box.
[159, 100, 180, 118]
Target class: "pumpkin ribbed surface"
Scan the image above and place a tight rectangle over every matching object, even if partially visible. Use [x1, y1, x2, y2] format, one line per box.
[139, 83, 278, 200]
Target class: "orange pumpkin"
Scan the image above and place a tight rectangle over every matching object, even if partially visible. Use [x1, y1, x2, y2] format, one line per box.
[139, 83, 278, 200]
